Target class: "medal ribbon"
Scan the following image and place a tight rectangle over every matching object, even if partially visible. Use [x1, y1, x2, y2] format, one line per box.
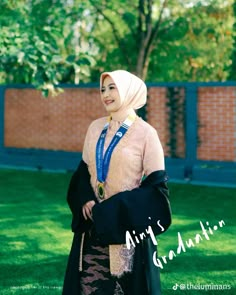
[96, 114, 136, 185]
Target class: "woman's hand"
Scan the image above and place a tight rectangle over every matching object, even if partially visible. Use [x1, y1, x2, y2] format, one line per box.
[82, 200, 95, 221]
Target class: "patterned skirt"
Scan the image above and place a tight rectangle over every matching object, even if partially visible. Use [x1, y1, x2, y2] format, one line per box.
[80, 230, 132, 295]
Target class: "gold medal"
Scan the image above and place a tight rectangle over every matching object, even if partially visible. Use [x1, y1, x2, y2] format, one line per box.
[96, 115, 135, 201]
[97, 182, 105, 199]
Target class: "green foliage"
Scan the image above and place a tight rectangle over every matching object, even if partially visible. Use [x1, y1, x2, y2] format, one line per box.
[148, 1, 234, 82]
[89, 0, 233, 82]
[0, 0, 95, 95]
[0, 0, 234, 89]
[89, 1, 233, 82]
[228, 0, 236, 80]
[166, 87, 186, 158]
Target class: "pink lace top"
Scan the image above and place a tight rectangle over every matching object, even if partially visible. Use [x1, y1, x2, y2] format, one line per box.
[82, 116, 164, 202]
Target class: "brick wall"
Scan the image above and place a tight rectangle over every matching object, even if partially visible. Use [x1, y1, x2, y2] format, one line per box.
[146, 87, 169, 154]
[4, 86, 236, 162]
[197, 87, 236, 161]
[4, 88, 106, 152]
[147, 87, 186, 158]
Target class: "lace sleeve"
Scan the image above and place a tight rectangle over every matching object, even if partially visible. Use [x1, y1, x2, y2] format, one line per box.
[143, 127, 165, 176]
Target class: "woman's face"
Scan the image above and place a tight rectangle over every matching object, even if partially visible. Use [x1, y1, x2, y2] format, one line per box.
[101, 76, 122, 113]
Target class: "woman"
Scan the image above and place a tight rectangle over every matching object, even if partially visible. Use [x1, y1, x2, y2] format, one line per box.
[62, 70, 171, 295]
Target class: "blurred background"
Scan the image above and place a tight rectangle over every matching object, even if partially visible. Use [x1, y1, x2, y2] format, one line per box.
[0, 0, 235, 85]
[0, 0, 235, 294]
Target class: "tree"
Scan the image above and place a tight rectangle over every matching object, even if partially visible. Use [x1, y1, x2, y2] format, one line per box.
[89, 0, 233, 82]
[0, 0, 94, 95]
[0, 0, 234, 89]
[148, 0, 234, 82]
[228, 0, 236, 80]
[89, 0, 172, 79]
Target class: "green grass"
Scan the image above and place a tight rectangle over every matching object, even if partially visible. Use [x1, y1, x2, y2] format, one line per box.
[0, 169, 235, 294]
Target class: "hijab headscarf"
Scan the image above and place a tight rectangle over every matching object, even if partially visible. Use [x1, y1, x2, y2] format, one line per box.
[100, 70, 147, 121]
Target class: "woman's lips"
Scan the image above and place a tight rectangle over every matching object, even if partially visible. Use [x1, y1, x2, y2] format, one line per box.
[104, 100, 114, 105]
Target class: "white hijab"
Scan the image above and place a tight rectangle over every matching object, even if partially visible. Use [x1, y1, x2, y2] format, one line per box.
[100, 70, 147, 121]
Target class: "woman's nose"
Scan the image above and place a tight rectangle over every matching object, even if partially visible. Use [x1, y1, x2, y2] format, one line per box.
[103, 89, 109, 97]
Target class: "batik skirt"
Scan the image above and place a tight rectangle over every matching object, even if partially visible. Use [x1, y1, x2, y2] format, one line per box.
[80, 230, 132, 295]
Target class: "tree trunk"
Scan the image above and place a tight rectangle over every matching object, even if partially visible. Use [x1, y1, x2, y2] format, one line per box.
[90, 0, 167, 81]
[136, 0, 167, 80]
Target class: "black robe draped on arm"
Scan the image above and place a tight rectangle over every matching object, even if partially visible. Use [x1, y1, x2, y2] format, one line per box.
[62, 160, 171, 295]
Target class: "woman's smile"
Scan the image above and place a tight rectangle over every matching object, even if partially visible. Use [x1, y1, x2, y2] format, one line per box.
[104, 99, 115, 105]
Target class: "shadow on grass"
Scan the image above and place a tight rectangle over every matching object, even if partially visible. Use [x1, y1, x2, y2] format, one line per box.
[0, 255, 67, 287]
[168, 183, 236, 221]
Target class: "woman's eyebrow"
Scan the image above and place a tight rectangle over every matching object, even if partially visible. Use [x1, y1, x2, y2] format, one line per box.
[102, 83, 116, 88]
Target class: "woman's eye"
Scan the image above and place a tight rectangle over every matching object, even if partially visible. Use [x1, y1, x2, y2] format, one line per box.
[100, 85, 116, 93]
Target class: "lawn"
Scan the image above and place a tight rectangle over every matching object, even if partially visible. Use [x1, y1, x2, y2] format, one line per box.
[0, 169, 235, 294]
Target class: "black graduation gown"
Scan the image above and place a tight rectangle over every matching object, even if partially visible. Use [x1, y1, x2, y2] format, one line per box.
[62, 160, 171, 295]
